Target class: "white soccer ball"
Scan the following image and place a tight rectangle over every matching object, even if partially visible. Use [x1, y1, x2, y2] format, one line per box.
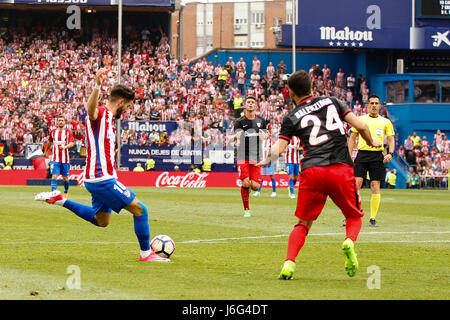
[150, 235, 175, 258]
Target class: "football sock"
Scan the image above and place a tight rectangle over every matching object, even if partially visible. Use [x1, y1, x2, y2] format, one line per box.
[285, 223, 309, 262]
[51, 179, 58, 191]
[241, 187, 250, 210]
[345, 217, 362, 242]
[271, 178, 276, 192]
[134, 201, 150, 251]
[289, 179, 295, 194]
[63, 180, 69, 194]
[257, 182, 262, 192]
[370, 193, 381, 220]
[63, 200, 98, 226]
[140, 250, 152, 258]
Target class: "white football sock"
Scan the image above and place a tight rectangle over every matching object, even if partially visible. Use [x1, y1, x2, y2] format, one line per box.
[55, 198, 66, 206]
[140, 250, 152, 258]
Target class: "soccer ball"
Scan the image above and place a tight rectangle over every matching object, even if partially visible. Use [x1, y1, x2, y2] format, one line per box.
[150, 235, 175, 258]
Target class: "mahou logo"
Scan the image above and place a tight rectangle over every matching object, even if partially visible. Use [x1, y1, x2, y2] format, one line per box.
[156, 172, 209, 188]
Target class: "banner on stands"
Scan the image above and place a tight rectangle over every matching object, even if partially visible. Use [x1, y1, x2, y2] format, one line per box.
[121, 121, 178, 135]
[207, 149, 235, 164]
[121, 145, 204, 169]
[0, 170, 297, 188]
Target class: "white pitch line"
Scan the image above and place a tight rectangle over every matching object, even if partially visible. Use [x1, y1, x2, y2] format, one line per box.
[0, 231, 448, 245]
[0, 241, 137, 245]
[181, 231, 450, 243]
[195, 240, 450, 244]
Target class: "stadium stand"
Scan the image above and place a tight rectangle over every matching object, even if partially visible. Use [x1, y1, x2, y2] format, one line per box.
[398, 130, 449, 189]
[0, 17, 363, 158]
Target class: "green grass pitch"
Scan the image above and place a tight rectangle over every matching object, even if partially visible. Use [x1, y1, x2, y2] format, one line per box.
[0, 186, 448, 300]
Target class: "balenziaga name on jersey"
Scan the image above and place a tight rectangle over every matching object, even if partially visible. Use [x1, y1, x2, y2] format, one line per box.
[294, 97, 333, 119]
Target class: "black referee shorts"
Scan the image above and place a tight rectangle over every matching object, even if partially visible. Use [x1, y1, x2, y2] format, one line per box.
[353, 150, 385, 181]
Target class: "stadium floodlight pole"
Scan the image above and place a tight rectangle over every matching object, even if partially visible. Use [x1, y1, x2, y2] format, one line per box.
[291, 0, 296, 74]
[117, 0, 123, 169]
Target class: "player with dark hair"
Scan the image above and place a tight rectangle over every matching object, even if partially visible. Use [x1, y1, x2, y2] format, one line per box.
[347, 94, 395, 227]
[35, 68, 169, 262]
[258, 70, 381, 279]
[229, 95, 268, 217]
[45, 115, 75, 198]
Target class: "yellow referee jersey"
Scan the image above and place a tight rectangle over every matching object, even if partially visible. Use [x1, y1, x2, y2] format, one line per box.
[411, 136, 421, 147]
[351, 114, 395, 151]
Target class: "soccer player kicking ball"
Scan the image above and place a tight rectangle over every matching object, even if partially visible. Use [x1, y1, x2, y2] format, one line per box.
[229, 95, 268, 217]
[258, 70, 381, 279]
[35, 68, 169, 262]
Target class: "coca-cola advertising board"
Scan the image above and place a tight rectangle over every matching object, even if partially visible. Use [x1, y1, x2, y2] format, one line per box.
[1, 170, 297, 188]
[79, 171, 297, 188]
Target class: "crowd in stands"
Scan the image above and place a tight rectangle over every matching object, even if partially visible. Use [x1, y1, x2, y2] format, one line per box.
[0, 23, 371, 158]
[399, 129, 449, 188]
[1, 23, 448, 190]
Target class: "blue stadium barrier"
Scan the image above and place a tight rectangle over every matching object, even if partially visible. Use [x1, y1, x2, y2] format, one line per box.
[386, 156, 408, 189]
[27, 179, 78, 186]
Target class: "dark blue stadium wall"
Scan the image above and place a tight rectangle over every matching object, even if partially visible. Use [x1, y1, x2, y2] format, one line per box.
[386, 103, 450, 145]
[371, 73, 450, 144]
[371, 73, 450, 189]
[357, 52, 389, 85]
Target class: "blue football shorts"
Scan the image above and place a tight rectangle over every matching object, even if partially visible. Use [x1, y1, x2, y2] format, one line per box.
[50, 161, 70, 177]
[286, 163, 300, 176]
[262, 163, 275, 176]
[84, 178, 136, 214]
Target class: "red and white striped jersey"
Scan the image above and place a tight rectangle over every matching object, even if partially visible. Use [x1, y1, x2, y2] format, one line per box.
[84, 106, 118, 182]
[285, 136, 302, 164]
[49, 128, 74, 164]
[262, 138, 273, 159]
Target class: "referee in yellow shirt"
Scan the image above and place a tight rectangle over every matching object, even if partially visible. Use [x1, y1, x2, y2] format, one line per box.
[348, 94, 395, 227]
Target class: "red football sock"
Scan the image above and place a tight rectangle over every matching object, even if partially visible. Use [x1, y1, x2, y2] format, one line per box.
[241, 187, 250, 210]
[345, 217, 362, 242]
[285, 223, 309, 262]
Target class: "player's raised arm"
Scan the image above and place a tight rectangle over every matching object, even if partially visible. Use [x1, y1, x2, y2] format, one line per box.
[344, 111, 381, 149]
[257, 138, 289, 167]
[228, 119, 243, 144]
[86, 68, 107, 121]
[258, 129, 270, 140]
[347, 131, 358, 157]
[228, 130, 242, 143]
[44, 139, 52, 157]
